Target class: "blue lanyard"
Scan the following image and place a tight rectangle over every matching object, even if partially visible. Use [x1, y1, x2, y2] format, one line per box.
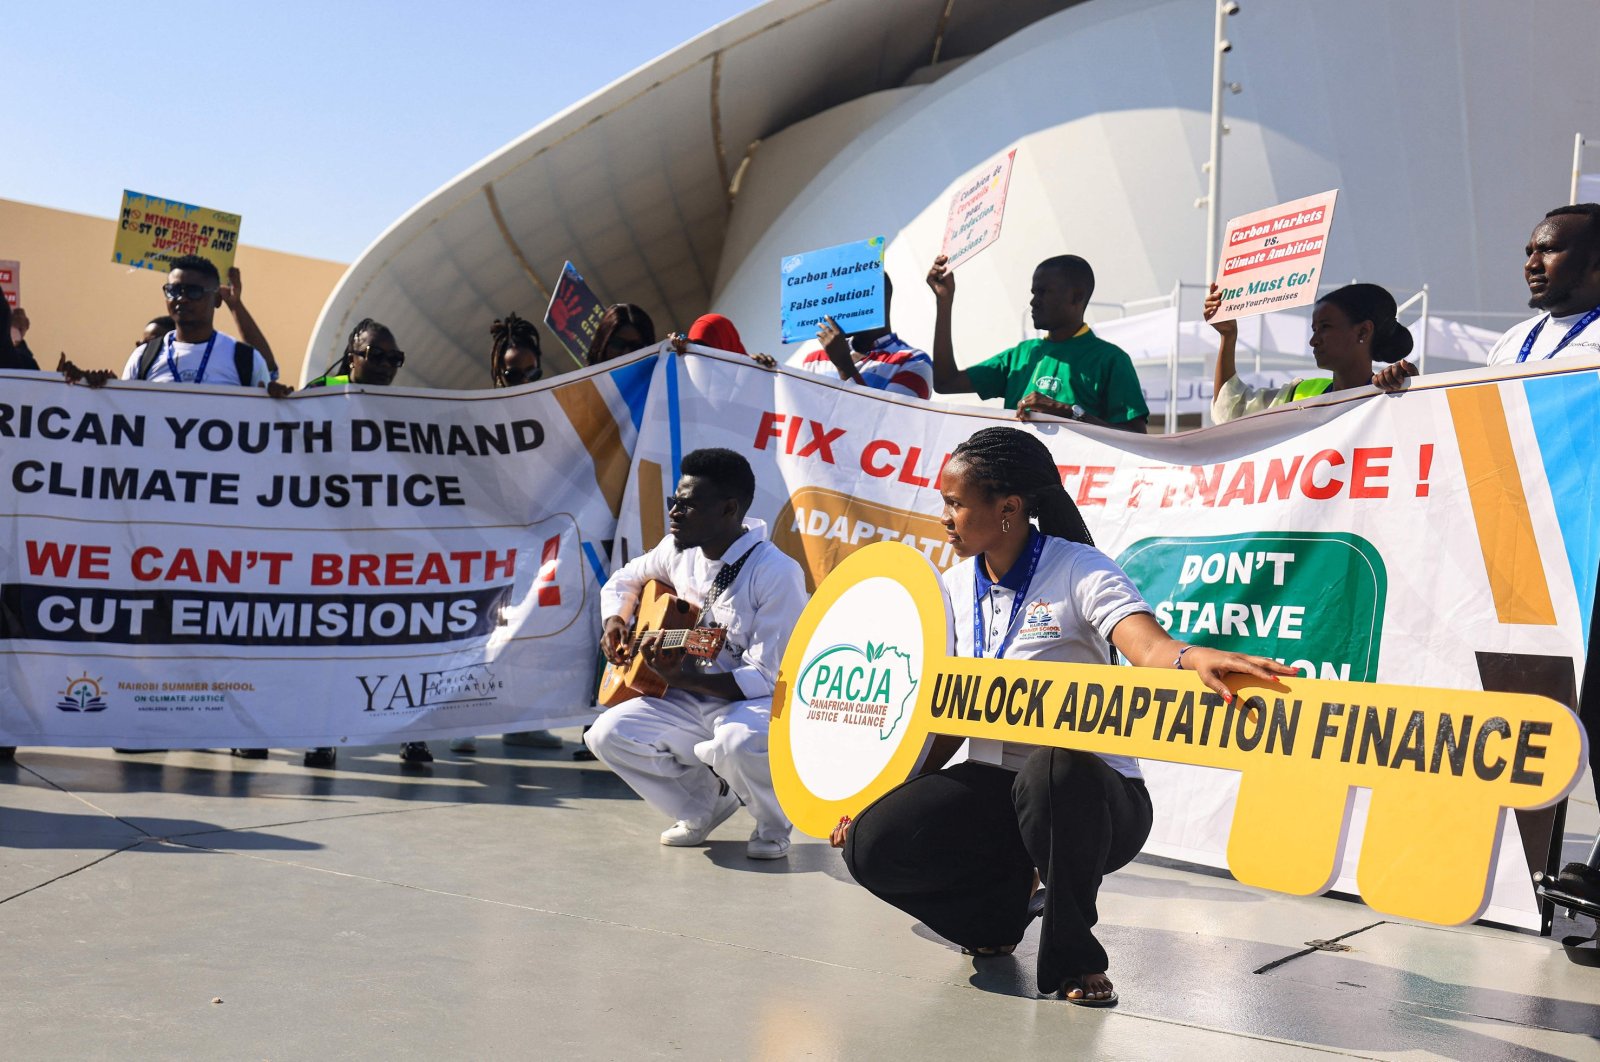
[165, 330, 218, 383]
[1517, 307, 1600, 363]
[972, 531, 1045, 658]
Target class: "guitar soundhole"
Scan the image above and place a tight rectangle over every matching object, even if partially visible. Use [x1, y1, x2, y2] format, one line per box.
[674, 600, 690, 614]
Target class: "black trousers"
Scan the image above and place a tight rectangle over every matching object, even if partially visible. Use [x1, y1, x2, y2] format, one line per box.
[843, 748, 1153, 993]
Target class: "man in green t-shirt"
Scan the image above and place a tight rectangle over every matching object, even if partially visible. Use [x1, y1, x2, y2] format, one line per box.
[926, 253, 1149, 433]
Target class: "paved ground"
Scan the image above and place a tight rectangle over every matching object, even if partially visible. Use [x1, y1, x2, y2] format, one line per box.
[2, 737, 1596, 1061]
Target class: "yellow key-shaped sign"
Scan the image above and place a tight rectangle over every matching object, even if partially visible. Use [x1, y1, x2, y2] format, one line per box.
[770, 542, 1588, 926]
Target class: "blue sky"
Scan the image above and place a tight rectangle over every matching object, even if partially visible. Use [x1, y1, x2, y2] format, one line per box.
[5, 1, 756, 262]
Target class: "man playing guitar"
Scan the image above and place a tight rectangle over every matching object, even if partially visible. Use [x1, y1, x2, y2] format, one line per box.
[586, 448, 808, 859]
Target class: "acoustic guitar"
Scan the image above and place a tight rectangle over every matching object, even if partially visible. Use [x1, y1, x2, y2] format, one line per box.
[597, 580, 728, 706]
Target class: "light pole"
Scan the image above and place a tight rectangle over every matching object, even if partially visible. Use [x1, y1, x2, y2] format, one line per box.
[1572, 133, 1588, 205]
[1203, 1, 1241, 285]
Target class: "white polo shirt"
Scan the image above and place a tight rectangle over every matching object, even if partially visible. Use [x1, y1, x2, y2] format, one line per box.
[121, 330, 269, 387]
[1485, 307, 1600, 366]
[942, 532, 1150, 779]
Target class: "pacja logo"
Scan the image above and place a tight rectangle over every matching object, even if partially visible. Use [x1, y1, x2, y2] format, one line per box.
[795, 642, 917, 740]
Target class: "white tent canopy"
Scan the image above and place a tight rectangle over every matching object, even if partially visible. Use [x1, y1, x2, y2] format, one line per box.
[1093, 303, 1505, 419]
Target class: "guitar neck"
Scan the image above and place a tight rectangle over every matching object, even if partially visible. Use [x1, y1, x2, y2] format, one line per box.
[630, 624, 725, 659]
[654, 629, 701, 649]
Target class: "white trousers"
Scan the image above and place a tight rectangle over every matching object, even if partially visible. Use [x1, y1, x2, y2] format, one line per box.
[584, 690, 791, 842]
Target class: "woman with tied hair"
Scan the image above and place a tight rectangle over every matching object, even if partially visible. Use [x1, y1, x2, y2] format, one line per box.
[1205, 282, 1418, 424]
[585, 303, 657, 366]
[833, 427, 1292, 1006]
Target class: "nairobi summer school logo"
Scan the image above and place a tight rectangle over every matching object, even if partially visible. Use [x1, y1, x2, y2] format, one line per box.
[57, 674, 109, 712]
[795, 642, 917, 740]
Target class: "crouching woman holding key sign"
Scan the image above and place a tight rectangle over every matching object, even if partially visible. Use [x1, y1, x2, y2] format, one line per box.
[833, 427, 1293, 1005]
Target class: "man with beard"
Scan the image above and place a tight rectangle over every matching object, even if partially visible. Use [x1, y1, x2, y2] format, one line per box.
[1487, 203, 1600, 907]
[1486, 204, 1600, 365]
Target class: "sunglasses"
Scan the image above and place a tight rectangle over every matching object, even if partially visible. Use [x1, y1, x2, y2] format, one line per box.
[357, 347, 406, 368]
[502, 365, 542, 385]
[162, 282, 216, 301]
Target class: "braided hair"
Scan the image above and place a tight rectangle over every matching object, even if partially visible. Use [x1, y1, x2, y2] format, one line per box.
[322, 317, 392, 379]
[585, 303, 657, 366]
[490, 312, 542, 387]
[947, 427, 1094, 547]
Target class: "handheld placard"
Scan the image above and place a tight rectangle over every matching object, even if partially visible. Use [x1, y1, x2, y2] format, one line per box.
[771, 542, 1587, 926]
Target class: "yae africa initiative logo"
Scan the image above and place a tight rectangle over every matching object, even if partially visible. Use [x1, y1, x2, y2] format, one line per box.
[795, 642, 917, 740]
[355, 663, 503, 713]
[57, 674, 109, 712]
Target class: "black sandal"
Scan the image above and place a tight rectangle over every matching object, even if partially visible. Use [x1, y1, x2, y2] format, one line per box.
[1060, 978, 1118, 1008]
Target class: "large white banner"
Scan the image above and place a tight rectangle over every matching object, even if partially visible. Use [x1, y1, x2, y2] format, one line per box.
[7, 346, 1596, 927]
[0, 353, 658, 748]
[615, 349, 1600, 928]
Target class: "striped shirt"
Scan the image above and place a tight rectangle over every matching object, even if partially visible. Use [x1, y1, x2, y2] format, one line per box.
[793, 332, 934, 400]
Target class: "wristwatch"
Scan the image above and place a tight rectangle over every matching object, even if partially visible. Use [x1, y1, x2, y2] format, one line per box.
[1068, 403, 1087, 421]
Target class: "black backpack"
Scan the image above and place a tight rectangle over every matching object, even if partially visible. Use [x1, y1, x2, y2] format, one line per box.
[136, 335, 258, 386]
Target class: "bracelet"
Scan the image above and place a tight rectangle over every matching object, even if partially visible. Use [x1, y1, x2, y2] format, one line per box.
[1174, 645, 1195, 669]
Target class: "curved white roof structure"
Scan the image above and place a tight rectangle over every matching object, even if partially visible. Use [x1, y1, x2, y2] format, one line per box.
[305, 0, 1077, 386]
[310, 0, 1600, 389]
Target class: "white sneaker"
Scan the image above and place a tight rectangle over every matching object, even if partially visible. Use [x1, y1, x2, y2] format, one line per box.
[448, 737, 478, 754]
[660, 791, 740, 847]
[746, 833, 791, 860]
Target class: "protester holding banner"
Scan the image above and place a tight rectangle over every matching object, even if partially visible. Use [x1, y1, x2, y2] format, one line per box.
[449, 314, 568, 755]
[670, 314, 777, 368]
[585, 304, 657, 365]
[1487, 205, 1600, 904]
[0, 298, 40, 761]
[304, 317, 407, 390]
[1, 300, 38, 373]
[488, 312, 544, 386]
[586, 448, 806, 859]
[796, 276, 934, 399]
[1486, 204, 1600, 366]
[1205, 283, 1416, 424]
[299, 318, 430, 766]
[119, 255, 287, 396]
[834, 427, 1292, 1005]
[926, 254, 1148, 431]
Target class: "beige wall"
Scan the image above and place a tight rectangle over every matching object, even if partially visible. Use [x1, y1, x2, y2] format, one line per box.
[0, 197, 346, 383]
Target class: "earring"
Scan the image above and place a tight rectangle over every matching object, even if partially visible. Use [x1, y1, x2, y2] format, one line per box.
[1001, 517, 1011, 534]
